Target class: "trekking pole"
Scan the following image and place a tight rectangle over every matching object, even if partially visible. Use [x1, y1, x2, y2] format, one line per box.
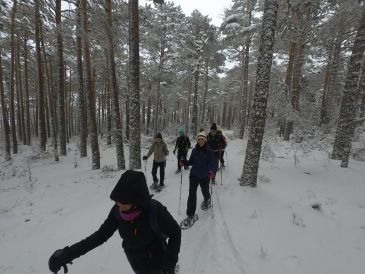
[220, 150, 223, 185]
[210, 179, 214, 220]
[178, 169, 183, 215]
[225, 150, 228, 166]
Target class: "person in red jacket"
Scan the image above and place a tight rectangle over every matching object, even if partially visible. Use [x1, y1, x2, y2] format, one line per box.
[48, 170, 181, 274]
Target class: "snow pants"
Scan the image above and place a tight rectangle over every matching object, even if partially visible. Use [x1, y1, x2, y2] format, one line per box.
[186, 176, 211, 217]
[152, 160, 165, 185]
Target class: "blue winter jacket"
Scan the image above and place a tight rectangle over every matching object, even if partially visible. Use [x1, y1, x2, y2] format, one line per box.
[187, 144, 217, 179]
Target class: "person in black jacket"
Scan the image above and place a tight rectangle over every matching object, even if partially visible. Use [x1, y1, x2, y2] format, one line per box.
[48, 170, 181, 274]
[173, 128, 191, 173]
[207, 123, 227, 182]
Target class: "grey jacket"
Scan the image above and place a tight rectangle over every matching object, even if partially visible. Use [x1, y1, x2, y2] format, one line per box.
[146, 141, 169, 163]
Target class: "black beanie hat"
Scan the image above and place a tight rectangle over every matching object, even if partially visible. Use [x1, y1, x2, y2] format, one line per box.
[110, 170, 150, 208]
[155, 132, 162, 139]
[211, 123, 217, 130]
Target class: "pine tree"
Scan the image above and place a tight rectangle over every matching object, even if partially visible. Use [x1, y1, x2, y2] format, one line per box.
[75, 0, 87, 158]
[128, 0, 141, 169]
[82, 0, 100, 169]
[240, 0, 279, 187]
[0, 48, 11, 160]
[34, 0, 47, 151]
[331, 9, 365, 166]
[10, 0, 18, 154]
[56, 0, 66, 155]
[105, 0, 126, 169]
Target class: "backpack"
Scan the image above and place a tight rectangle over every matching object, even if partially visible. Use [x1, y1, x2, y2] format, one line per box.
[148, 199, 168, 249]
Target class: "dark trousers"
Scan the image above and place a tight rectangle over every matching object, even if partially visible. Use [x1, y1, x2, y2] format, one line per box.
[215, 150, 224, 165]
[152, 161, 165, 185]
[186, 176, 211, 217]
[177, 150, 188, 170]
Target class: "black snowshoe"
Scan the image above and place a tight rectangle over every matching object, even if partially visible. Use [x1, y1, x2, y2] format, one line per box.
[201, 199, 211, 211]
[150, 182, 164, 192]
[180, 214, 198, 230]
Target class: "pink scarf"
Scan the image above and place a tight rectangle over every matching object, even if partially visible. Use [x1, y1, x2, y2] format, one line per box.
[119, 209, 142, 221]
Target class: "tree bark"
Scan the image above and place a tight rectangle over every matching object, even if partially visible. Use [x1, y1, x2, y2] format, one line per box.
[23, 33, 31, 145]
[192, 63, 200, 137]
[56, 0, 67, 155]
[82, 0, 100, 169]
[10, 0, 18, 154]
[240, 0, 279, 187]
[105, 0, 126, 169]
[76, 0, 87, 157]
[127, 0, 141, 169]
[35, 0, 47, 151]
[0, 47, 11, 160]
[331, 10, 365, 164]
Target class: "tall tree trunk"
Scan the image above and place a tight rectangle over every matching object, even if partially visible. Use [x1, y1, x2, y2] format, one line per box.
[240, 0, 278, 187]
[192, 63, 200, 137]
[56, 0, 67, 155]
[0, 47, 11, 160]
[281, 34, 296, 138]
[76, 0, 87, 157]
[331, 10, 365, 165]
[185, 71, 192, 135]
[201, 62, 209, 125]
[39, 22, 51, 140]
[106, 70, 112, 145]
[125, 94, 130, 140]
[128, 0, 141, 169]
[16, 37, 26, 145]
[319, 59, 332, 125]
[105, 0, 126, 169]
[239, 0, 255, 138]
[35, 0, 47, 151]
[10, 0, 18, 154]
[82, 0, 100, 169]
[23, 33, 31, 145]
[15, 38, 23, 143]
[146, 81, 152, 135]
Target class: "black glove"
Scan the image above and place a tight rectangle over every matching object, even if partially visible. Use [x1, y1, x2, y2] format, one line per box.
[48, 247, 73, 273]
[162, 269, 175, 274]
[161, 264, 176, 274]
[142, 156, 148, 160]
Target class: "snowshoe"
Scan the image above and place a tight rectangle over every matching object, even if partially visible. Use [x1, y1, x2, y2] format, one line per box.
[149, 182, 159, 191]
[201, 199, 211, 211]
[155, 184, 165, 192]
[180, 214, 198, 230]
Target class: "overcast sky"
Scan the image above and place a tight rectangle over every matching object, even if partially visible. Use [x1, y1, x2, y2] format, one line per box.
[168, 0, 232, 26]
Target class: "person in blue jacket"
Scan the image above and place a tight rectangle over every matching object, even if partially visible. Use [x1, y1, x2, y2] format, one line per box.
[182, 131, 216, 226]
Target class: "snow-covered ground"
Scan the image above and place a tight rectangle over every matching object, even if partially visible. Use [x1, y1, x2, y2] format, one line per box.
[1, 133, 365, 274]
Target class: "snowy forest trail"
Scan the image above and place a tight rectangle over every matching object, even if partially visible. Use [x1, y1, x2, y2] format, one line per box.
[157, 138, 250, 274]
[1, 134, 365, 274]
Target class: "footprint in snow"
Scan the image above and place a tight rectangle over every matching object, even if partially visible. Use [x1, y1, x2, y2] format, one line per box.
[292, 212, 306, 227]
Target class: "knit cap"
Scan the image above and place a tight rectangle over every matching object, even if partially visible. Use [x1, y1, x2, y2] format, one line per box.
[197, 131, 207, 142]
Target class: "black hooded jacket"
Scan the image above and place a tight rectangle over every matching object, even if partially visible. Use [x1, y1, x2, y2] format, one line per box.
[66, 170, 181, 273]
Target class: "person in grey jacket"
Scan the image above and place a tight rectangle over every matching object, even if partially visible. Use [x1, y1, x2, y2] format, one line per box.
[143, 133, 169, 190]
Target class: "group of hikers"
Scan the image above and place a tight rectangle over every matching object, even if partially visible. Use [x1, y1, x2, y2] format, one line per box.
[49, 123, 227, 274]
